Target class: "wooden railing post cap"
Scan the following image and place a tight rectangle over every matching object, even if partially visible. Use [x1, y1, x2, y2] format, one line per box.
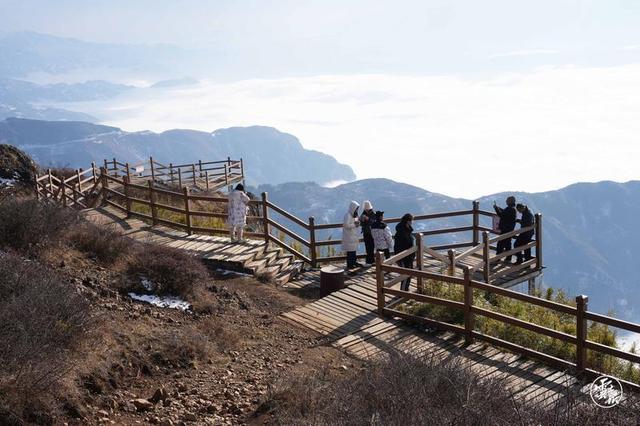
[576, 295, 589, 304]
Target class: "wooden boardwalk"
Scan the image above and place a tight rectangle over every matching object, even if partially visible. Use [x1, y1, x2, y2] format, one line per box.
[86, 206, 591, 410]
[281, 271, 590, 410]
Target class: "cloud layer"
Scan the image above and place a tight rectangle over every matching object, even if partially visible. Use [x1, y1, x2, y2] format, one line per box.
[70, 65, 640, 198]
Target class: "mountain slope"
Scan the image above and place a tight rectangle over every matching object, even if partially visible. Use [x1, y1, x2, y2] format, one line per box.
[258, 179, 640, 320]
[0, 118, 355, 186]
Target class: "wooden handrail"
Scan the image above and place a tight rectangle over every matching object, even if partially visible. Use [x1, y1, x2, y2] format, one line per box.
[489, 224, 535, 244]
[383, 246, 417, 265]
[266, 200, 309, 229]
[267, 218, 311, 247]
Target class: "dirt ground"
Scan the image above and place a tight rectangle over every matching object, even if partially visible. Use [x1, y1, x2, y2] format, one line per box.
[52, 251, 360, 426]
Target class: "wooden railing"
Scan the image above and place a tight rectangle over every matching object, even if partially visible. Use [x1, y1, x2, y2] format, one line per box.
[102, 156, 243, 191]
[375, 252, 640, 391]
[35, 160, 541, 278]
[35, 164, 101, 209]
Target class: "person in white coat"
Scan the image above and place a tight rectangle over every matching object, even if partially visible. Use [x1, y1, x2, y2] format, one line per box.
[228, 183, 250, 242]
[371, 211, 394, 259]
[342, 200, 362, 269]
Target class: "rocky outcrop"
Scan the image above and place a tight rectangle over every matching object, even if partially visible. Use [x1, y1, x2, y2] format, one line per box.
[0, 143, 36, 185]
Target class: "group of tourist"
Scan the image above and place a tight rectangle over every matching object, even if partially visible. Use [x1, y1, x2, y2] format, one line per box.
[342, 200, 415, 290]
[342, 197, 535, 291]
[226, 184, 534, 291]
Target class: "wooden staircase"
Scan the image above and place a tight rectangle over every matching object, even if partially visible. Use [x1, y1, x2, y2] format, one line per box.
[84, 206, 306, 287]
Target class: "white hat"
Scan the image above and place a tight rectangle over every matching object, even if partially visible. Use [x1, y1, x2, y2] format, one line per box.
[362, 200, 373, 210]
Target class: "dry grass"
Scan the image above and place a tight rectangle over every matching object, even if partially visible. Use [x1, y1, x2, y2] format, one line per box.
[125, 243, 211, 299]
[262, 351, 640, 426]
[0, 252, 93, 424]
[0, 197, 79, 256]
[67, 222, 131, 265]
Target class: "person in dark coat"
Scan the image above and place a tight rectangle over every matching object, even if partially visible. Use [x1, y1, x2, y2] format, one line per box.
[514, 203, 535, 264]
[493, 196, 517, 262]
[393, 213, 415, 291]
[359, 200, 376, 265]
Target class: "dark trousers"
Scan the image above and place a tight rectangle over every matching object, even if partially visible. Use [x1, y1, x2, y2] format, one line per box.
[364, 234, 375, 264]
[346, 251, 357, 269]
[381, 249, 390, 259]
[514, 231, 534, 263]
[398, 257, 414, 291]
[496, 238, 513, 262]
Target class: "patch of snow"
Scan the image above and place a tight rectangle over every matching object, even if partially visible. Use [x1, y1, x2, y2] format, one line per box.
[140, 276, 155, 292]
[128, 292, 191, 311]
[0, 177, 16, 187]
[215, 268, 252, 278]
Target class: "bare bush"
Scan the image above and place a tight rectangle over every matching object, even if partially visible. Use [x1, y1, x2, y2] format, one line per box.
[68, 222, 131, 264]
[0, 197, 78, 256]
[0, 252, 93, 423]
[126, 243, 210, 298]
[263, 351, 640, 426]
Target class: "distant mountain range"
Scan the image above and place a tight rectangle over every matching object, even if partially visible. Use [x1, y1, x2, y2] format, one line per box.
[0, 31, 201, 79]
[0, 78, 136, 121]
[0, 118, 355, 186]
[257, 179, 640, 320]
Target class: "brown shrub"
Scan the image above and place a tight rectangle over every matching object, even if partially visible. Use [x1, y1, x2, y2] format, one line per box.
[0, 197, 78, 256]
[0, 252, 93, 423]
[262, 351, 640, 426]
[68, 222, 131, 264]
[126, 243, 210, 299]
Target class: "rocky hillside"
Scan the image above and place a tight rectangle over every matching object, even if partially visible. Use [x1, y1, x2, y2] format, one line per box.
[0, 118, 356, 186]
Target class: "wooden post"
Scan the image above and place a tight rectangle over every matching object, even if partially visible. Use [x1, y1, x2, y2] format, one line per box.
[576, 295, 589, 373]
[103, 159, 108, 175]
[91, 162, 97, 183]
[125, 162, 131, 182]
[47, 169, 53, 196]
[463, 267, 474, 345]
[148, 181, 158, 226]
[101, 167, 109, 204]
[261, 192, 270, 245]
[375, 251, 385, 315]
[448, 249, 455, 276]
[204, 171, 210, 191]
[309, 217, 317, 268]
[198, 160, 203, 177]
[535, 213, 543, 270]
[150, 156, 155, 181]
[192, 164, 197, 186]
[183, 186, 192, 235]
[113, 158, 117, 177]
[472, 200, 480, 246]
[35, 172, 40, 200]
[169, 163, 174, 184]
[178, 168, 182, 188]
[240, 158, 244, 179]
[76, 168, 83, 194]
[123, 176, 132, 217]
[416, 233, 424, 292]
[224, 164, 229, 186]
[483, 231, 490, 283]
[61, 180, 67, 207]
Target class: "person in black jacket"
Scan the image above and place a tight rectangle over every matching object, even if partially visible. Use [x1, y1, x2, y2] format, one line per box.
[359, 200, 376, 265]
[514, 203, 535, 264]
[493, 196, 517, 262]
[394, 213, 415, 291]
